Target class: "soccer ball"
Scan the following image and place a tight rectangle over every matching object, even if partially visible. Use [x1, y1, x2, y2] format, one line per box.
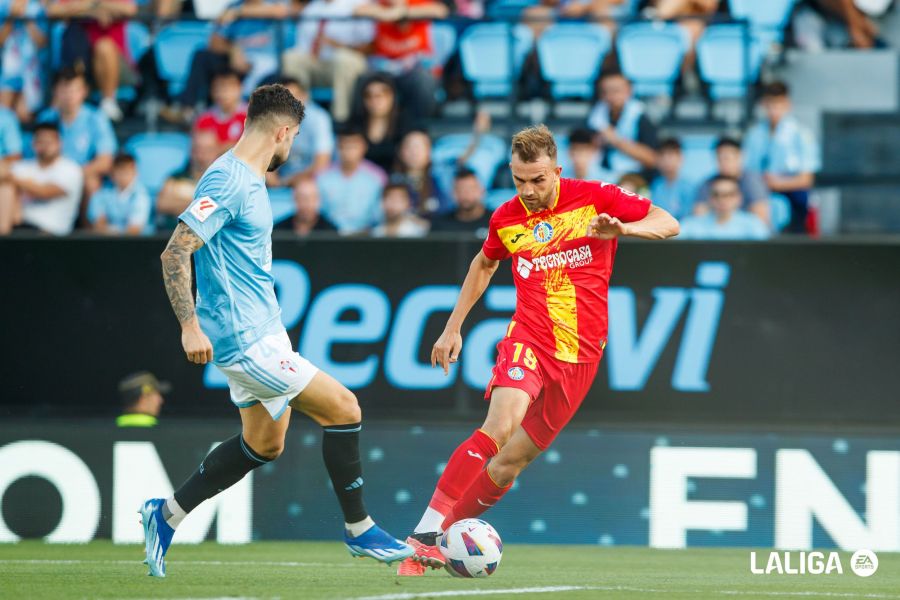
[439, 519, 503, 578]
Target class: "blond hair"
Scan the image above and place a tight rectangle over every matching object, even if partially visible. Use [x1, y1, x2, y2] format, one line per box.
[511, 124, 557, 163]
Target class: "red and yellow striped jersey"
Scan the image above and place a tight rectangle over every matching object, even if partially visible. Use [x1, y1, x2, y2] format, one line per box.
[482, 178, 651, 364]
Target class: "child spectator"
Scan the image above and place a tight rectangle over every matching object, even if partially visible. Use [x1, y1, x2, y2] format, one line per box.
[194, 69, 248, 150]
[88, 153, 152, 235]
[649, 138, 696, 219]
[743, 81, 820, 233]
[317, 124, 386, 234]
[371, 180, 429, 238]
[679, 174, 769, 240]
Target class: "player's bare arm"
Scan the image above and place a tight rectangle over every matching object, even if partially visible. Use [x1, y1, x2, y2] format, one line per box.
[432, 250, 500, 375]
[160, 221, 214, 365]
[588, 205, 680, 241]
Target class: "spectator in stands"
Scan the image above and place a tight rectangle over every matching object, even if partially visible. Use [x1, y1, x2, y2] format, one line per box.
[350, 73, 416, 173]
[567, 127, 614, 182]
[281, 0, 373, 123]
[269, 76, 334, 188]
[794, 0, 886, 51]
[430, 167, 491, 234]
[275, 174, 338, 235]
[87, 152, 152, 235]
[393, 129, 451, 217]
[193, 68, 247, 151]
[356, 0, 449, 119]
[649, 137, 695, 219]
[156, 129, 221, 230]
[116, 372, 169, 428]
[48, 0, 139, 122]
[0, 122, 83, 235]
[0, 105, 22, 163]
[317, 124, 386, 234]
[617, 172, 649, 196]
[0, 0, 46, 122]
[164, 0, 300, 122]
[587, 72, 658, 179]
[37, 67, 117, 200]
[743, 81, 820, 234]
[695, 136, 770, 226]
[523, 0, 628, 39]
[371, 179, 429, 237]
[679, 174, 769, 240]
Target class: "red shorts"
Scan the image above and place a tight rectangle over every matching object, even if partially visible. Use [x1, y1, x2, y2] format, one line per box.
[484, 337, 600, 451]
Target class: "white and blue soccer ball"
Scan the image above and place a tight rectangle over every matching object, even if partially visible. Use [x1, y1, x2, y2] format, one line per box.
[439, 519, 503, 578]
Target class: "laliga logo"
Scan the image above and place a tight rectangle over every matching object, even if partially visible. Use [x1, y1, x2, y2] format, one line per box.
[532, 222, 553, 243]
[749, 550, 878, 576]
[516, 257, 534, 279]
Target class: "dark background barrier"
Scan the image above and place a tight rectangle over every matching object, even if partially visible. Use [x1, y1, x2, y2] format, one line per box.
[2, 237, 899, 426]
[2, 421, 898, 548]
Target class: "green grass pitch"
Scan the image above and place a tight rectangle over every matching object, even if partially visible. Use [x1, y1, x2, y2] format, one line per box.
[1, 541, 898, 599]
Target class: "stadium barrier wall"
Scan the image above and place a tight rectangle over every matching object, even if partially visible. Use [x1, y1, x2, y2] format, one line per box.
[1, 420, 899, 549]
[2, 237, 899, 426]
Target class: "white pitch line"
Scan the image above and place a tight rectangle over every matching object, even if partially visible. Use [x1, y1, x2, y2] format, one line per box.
[0, 559, 354, 568]
[351, 587, 900, 600]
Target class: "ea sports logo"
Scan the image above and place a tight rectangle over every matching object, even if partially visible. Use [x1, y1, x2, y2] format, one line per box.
[507, 367, 525, 381]
[851, 550, 878, 577]
[532, 222, 553, 243]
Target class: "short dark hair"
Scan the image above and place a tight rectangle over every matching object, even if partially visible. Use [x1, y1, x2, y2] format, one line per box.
[761, 80, 790, 99]
[383, 180, 412, 199]
[113, 152, 136, 167]
[454, 166, 478, 181]
[246, 84, 305, 128]
[33, 121, 60, 136]
[709, 174, 740, 189]
[54, 65, 87, 86]
[658, 137, 682, 152]
[212, 67, 244, 84]
[567, 127, 595, 146]
[599, 70, 627, 82]
[715, 136, 741, 151]
[336, 122, 366, 139]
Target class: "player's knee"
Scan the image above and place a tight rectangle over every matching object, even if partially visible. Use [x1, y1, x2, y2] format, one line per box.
[481, 422, 515, 447]
[256, 439, 285, 461]
[487, 460, 520, 488]
[334, 388, 362, 424]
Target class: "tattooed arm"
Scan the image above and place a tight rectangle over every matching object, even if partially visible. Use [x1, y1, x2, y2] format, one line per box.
[161, 222, 214, 364]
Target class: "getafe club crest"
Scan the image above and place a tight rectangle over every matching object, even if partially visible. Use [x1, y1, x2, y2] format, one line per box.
[532, 221, 554, 243]
[507, 367, 525, 381]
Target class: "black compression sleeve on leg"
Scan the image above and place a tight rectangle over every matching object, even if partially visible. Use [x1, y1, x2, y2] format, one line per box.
[322, 422, 369, 524]
[174, 434, 270, 514]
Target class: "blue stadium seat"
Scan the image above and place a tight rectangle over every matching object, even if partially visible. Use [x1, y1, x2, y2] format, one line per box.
[609, 0, 641, 19]
[679, 134, 718, 186]
[459, 23, 534, 99]
[696, 24, 765, 100]
[728, 0, 795, 46]
[427, 22, 458, 71]
[432, 133, 508, 197]
[486, 0, 538, 21]
[537, 23, 611, 100]
[555, 135, 571, 176]
[127, 22, 151, 63]
[268, 187, 296, 225]
[154, 22, 214, 97]
[616, 21, 690, 98]
[770, 193, 791, 232]
[485, 187, 517, 210]
[125, 133, 191, 197]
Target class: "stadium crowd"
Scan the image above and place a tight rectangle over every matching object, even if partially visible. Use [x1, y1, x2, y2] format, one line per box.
[0, 0, 889, 239]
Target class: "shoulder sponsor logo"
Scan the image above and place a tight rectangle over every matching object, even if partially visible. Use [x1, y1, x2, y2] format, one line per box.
[190, 196, 218, 222]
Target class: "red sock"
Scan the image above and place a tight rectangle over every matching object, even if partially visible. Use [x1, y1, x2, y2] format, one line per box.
[442, 468, 512, 530]
[428, 429, 499, 515]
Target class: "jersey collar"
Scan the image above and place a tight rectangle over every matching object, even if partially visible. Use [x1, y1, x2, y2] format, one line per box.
[518, 179, 561, 216]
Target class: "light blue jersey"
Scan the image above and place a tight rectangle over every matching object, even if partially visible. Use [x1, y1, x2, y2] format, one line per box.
[179, 150, 281, 366]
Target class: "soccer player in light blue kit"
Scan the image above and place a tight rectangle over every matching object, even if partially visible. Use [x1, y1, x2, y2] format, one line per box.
[139, 85, 412, 577]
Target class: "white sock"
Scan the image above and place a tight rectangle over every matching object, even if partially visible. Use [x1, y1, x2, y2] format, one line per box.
[164, 496, 187, 529]
[345, 516, 375, 538]
[413, 507, 445, 534]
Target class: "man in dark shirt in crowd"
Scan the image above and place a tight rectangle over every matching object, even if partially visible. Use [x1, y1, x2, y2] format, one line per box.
[430, 168, 490, 235]
[275, 174, 338, 236]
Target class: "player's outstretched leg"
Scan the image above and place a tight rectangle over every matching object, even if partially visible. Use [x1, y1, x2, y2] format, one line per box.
[291, 371, 413, 564]
[139, 405, 288, 577]
[398, 389, 529, 575]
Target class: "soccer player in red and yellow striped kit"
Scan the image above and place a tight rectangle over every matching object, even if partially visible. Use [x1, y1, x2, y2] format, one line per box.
[398, 125, 680, 575]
